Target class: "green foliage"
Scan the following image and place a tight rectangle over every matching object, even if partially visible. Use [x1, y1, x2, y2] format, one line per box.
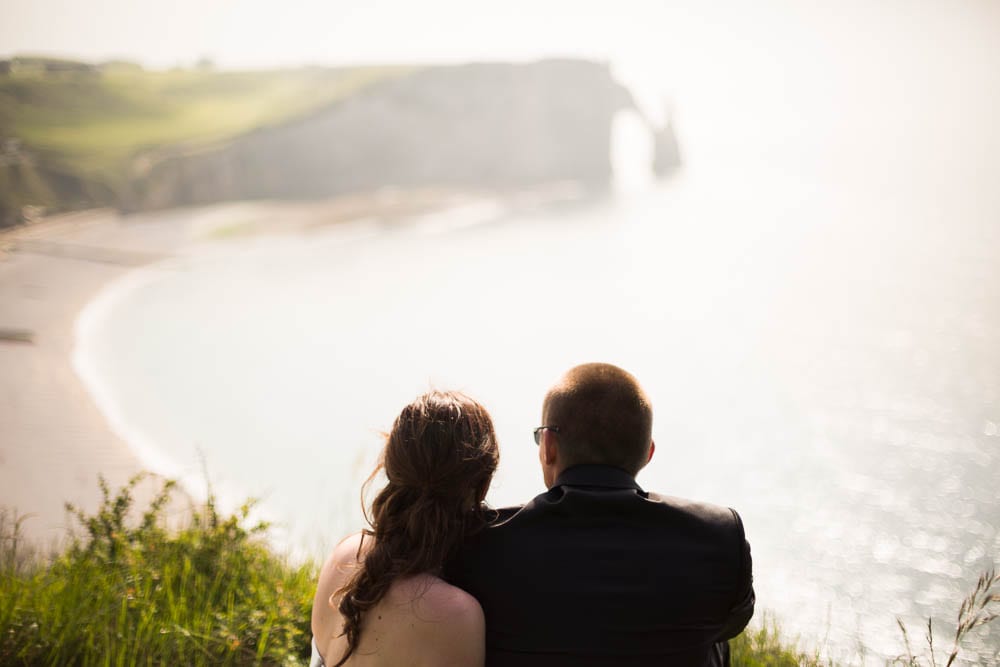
[0, 474, 317, 666]
[0, 64, 413, 212]
[2, 66, 409, 169]
[731, 616, 829, 667]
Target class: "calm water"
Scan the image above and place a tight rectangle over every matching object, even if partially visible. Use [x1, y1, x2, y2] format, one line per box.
[74, 3, 1000, 662]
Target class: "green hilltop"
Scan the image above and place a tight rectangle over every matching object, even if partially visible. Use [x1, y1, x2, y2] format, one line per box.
[0, 58, 411, 226]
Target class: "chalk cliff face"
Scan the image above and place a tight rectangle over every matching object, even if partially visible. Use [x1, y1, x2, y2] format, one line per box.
[127, 60, 664, 210]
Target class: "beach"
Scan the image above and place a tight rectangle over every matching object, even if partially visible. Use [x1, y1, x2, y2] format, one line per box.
[0, 209, 169, 546]
[0, 190, 500, 547]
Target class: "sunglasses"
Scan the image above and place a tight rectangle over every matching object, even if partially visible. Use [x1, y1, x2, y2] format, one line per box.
[533, 425, 560, 445]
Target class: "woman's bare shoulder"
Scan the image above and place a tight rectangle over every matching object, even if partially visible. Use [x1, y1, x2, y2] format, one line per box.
[319, 533, 372, 580]
[386, 574, 485, 664]
[392, 574, 483, 621]
[332, 532, 370, 565]
[312, 533, 371, 636]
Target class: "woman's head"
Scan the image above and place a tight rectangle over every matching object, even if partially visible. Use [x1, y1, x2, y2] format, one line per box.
[333, 390, 498, 666]
[378, 390, 498, 515]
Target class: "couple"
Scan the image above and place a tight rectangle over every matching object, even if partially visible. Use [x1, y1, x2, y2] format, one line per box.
[311, 363, 755, 666]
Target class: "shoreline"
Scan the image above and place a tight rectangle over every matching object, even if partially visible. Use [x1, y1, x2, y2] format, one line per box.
[0, 209, 163, 547]
[0, 190, 511, 548]
[71, 265, 194, 481]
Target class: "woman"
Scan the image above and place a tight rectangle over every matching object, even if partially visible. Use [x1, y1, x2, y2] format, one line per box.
[311, 390, 499, 666]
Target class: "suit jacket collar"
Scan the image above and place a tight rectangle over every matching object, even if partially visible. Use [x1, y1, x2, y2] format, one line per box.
[553, 464, 643, 492]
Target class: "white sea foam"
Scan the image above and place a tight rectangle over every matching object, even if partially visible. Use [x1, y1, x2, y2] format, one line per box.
[73, 264, 186, 480]
[71, 258, 265, 528]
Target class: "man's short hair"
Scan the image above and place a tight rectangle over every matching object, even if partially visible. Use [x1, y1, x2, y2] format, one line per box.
[542, 363, 653, 475]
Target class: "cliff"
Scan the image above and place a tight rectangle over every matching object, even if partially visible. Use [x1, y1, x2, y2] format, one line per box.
[1, 59, 681, 222]
[125, 60, 666, 210]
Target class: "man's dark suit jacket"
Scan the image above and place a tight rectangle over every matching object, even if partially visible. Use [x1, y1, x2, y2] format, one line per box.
[443, 465, 754, 667]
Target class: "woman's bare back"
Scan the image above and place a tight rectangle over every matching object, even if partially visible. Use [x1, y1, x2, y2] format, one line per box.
[311, 533, 484, 667]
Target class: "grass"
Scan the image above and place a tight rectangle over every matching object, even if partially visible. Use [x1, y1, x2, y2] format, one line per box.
[891, 569, 1000, 667]
[1, 475, 996, 665]
[731, 616, 829, 666]
[0, 475, 317, 665]
[10, 68, 404, 172]
[0, 63, 413, 213]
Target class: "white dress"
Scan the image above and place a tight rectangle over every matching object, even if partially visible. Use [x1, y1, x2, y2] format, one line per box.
[310, 637, 326, 667]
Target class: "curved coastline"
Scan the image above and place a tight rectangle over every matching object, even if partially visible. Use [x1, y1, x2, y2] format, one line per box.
[0, 210, 156, 545]
[2, 194, 504, 549]
[72, 266, 186, 482]
[0, 203, 318, 545]
[68, 256, 280, 533]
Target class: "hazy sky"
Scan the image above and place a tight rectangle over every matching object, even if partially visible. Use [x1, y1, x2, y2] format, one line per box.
[4, 0, 999, 176]
[4, 0, 996, 70]
[3, 0, 673, 68]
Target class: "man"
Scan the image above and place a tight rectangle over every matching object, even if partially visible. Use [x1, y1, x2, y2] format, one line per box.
[444, 363, 754, 666]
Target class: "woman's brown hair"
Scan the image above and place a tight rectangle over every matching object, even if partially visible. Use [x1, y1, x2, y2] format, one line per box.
[331, 390, 499, 666]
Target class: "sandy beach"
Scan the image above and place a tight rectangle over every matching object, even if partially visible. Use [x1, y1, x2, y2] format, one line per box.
[0, 206, 210, 547]
[0, 191, 496, 547]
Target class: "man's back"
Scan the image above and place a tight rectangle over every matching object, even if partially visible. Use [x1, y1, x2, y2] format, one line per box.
[444, 465, 754, 667]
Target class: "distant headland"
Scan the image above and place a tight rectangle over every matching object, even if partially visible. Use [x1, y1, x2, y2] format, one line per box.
[0, 57, 681, 227]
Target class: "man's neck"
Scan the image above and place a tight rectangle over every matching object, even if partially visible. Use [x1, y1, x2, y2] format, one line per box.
[551, 464, 641, 491]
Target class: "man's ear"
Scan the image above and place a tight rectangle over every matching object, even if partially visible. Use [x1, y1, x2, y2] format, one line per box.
[647, 440, 655, 463]
[541, 431, 559, 466]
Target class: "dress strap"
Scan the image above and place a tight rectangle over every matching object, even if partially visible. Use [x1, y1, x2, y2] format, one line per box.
[310, 637, 326, 667]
